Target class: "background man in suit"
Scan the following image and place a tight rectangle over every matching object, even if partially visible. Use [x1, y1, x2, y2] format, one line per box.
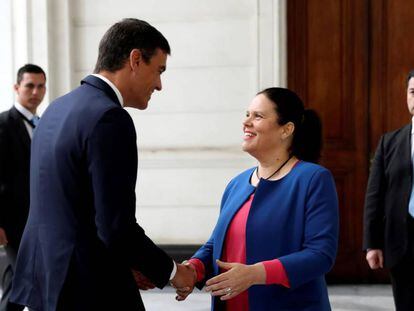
[0, 64, 46, 311]
[364, 70, 414, 310]
[10, 19, 194, 311]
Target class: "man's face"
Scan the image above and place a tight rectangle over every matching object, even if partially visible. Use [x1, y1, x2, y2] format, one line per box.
[407, 77, 414, 116]
[14, 72, 46, 114]
[127, 48, 167, 110]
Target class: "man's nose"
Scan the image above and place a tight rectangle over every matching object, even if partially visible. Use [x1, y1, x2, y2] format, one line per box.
[155, 77, 162, 91]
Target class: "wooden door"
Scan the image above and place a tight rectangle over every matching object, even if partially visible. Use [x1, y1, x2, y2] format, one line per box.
[369, 0, 414, 148]
[288, 0, 371, 282]
[288, 0, 414, 282]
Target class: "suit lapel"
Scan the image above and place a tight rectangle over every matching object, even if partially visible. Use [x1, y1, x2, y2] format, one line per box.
[9, 107, 31, 152]
[399, 124, 412, 173]
[81, 75, 121, 106]
[393, 124, 413, 205]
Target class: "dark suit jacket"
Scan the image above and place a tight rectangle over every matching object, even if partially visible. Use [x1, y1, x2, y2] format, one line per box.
[0, 106, 31, 251]
[363, 124, 412, 268]
[10, 75, 173, 311]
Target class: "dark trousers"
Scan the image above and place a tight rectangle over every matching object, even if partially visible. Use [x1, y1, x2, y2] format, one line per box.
[0, 247, 24, 311]
[390, 217, 414, 311]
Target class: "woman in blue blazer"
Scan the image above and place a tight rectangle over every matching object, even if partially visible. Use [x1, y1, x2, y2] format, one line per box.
[177, 88, 339, 310]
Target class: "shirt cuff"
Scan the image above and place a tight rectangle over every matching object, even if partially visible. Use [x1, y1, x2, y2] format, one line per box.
[169, 261, 177, 280]
[188, 258, 205, 282]
[262, 259, 290, 288]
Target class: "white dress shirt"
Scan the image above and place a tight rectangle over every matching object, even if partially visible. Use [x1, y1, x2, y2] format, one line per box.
[91, 74, 124, 107]
[14, 102, 37, 139]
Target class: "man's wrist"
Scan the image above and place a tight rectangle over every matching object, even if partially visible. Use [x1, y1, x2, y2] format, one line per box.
[169, 261, 177, 280]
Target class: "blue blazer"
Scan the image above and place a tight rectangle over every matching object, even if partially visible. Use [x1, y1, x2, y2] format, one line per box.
[193, 161, 339, 310]
[11, 76, 173, 311]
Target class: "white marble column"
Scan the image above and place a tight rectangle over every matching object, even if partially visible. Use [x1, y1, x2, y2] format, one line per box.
[0, 0, 13, 111]
[8, 0, 51, 112]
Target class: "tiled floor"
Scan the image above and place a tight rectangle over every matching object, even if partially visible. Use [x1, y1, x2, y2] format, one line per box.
[328, 285, 394, 311]
[140, 285, 394, 311]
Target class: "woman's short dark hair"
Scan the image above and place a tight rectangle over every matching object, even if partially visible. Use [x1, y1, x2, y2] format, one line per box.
[257, 87, 322, 163]
[94, 18, 170, 73]
[16, 64, 46, 84]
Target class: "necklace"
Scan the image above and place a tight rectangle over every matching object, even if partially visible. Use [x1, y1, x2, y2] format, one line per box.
[256, 155, 293, 180]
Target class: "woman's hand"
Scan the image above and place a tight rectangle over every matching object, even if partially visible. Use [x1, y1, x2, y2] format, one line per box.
[205, 260, 266, 301]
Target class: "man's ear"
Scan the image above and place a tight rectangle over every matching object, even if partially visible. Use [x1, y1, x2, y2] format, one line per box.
[129, 49, 142, 70]
[13, 84, 19, 92]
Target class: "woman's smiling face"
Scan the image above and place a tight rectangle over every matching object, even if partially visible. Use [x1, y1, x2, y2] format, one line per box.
[242, 94, 287, 158]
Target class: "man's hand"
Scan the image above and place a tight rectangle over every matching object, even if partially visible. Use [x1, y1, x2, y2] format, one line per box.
[366, 249, 384, 269]
[131, 270, 155, 290]
[0, 228, 8, 246]
[170, 262, 197, 301]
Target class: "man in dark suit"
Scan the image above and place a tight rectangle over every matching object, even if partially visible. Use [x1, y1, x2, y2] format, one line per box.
[0, 64, 46, 311]
[364, 70, 414, 311]
[10, 19, 194, 311]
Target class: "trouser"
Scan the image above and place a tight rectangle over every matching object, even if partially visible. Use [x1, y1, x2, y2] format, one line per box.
[56, 257, 145, 311]
[389, 217, 414, 311]
[0, 246, 24, 311]
[390, 257, 414, 311]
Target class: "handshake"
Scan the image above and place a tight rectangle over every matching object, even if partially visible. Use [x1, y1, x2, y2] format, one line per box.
[132, 261, 197, 301]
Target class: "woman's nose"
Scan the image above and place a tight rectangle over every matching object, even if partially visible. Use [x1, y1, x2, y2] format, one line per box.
[243, 116, 252, 126]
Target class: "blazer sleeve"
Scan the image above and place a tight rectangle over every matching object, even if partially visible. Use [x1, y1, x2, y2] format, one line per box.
[87, 107, 173, 288]
[363, 135, 386, 250]
[0, 120, 9, 229]
[278, 169, 339, 289]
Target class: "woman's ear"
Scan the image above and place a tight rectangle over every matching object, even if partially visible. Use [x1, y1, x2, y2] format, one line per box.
[282, 122, 295, 139]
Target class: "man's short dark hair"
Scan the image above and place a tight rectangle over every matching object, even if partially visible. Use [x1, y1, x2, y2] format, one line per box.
[94, 18, 171, 73]
[407, 70, 414, 86]
[16, 64, 46, 84]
